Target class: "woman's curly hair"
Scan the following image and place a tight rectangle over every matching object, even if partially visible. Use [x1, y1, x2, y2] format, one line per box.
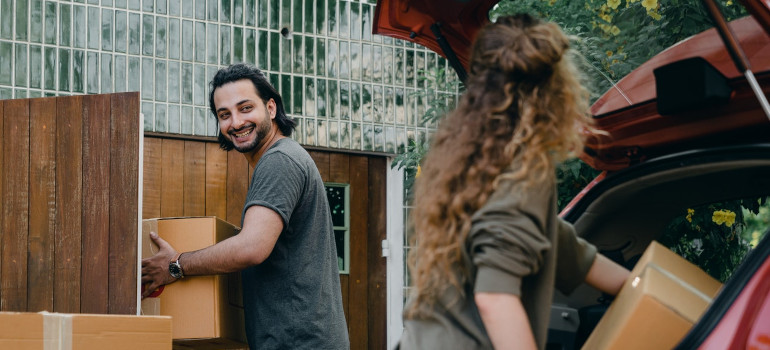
[406, 14, 597, 317]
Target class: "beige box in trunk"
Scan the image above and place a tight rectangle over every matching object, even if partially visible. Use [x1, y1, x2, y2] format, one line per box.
[142, 217, 247, 347]
[582, 241, 723, 350]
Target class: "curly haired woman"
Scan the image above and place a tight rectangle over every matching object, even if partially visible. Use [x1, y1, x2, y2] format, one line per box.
[399, 14, 630, 350]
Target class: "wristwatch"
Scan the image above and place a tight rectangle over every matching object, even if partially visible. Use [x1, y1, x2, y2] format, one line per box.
[169, 253, 185, 279]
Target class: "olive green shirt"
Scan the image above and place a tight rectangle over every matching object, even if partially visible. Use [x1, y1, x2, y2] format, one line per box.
[400, 173, 597, 350]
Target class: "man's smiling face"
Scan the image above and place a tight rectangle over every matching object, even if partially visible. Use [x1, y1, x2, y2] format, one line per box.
[213, 79, 276, 155]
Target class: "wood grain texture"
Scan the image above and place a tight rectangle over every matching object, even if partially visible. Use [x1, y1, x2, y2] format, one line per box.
[348, 155, 369, 350]
[28, 97, 57, 312]
[339, 274, 350, 326]
[309, 150, 330, 182]
[226, 150, 249, 226]
[160, 139, 184, 217]
[205, 143, 228, 219]
[54, 95, 83, 313]
[1, 99, 30, 312]
[142, 137, 163, 219]
[81, 94, 111, 314]
[183, 141, 206, 216]
[367, 157, 388, 350]
[108, 92, 139, 314]
[330, 152, 350, 184]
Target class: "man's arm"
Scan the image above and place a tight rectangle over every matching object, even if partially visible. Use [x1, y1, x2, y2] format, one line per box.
[140, 205, 282, 298]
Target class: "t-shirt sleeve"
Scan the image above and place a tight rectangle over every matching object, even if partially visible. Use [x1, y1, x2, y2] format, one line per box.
[554, 218, 598, 295]
[242, 151, 306, 227]
[470, 178, 552, 296]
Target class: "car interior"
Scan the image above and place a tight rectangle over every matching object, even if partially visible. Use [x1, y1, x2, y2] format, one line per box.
[548, 144, 770, 349]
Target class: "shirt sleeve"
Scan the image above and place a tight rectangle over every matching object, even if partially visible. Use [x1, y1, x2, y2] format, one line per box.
[242, 151, 306, 227]
[554, 218, 598, 295]
[470, 177, 552, 296]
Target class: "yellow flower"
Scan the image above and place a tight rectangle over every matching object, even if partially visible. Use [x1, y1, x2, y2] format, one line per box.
[648, 10, 662, 21]
[610, 26, 621, 35]
[416, 165, 421, 178]
[686, 208, 694, 223]
[606, 50, 613, 57]
[600, 13, 613, 23]
[711, 209, 736, 227]
[607, 0, 621, 9]
[642, 0, 658, 11]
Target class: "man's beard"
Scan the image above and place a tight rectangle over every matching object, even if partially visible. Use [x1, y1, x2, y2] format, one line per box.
[232, 117, 272, 153]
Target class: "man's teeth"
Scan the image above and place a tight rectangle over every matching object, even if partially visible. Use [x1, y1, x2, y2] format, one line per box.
[235, 129, 252, 137]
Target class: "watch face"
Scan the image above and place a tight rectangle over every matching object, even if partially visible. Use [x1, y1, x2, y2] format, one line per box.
[169, 262, 183, 278]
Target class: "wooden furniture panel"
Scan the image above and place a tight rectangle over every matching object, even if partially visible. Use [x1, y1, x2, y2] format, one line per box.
[183, 141, 207, 216]
[1, 99, 30, 312]
[81, 94, 111, 314]
[28, 98, 56, 312]
[0, 92, 140, 315]
[109, 93, 140, 314]
[55, 96, 83, 313]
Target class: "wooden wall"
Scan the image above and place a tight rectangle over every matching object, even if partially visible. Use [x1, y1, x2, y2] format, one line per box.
[0, 93, 140, 315]
[142, 137, 251, 225]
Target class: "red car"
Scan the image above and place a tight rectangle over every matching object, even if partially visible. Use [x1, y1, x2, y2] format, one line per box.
[375, 1, 770, 348]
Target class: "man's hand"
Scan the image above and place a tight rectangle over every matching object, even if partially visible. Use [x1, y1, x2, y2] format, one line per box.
[141, 232, 179, 299]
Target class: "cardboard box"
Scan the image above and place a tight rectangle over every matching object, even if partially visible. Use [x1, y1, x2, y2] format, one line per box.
[582, 241, 723, 350]
[142, 217, 247, 346]
[0, 311, 172, 349]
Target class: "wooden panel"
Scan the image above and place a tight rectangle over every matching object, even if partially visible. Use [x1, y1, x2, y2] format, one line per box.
[81, 94, 111, 314]
[160, 139, 184, 217]
[339, 274, 350, 325]
[183, 141, 206, 216]
[108, 92, 139, 314]
[348, 155, 369, 350]
[367, 157, 388, 350]
[142, 138, 163, 219]
[309, 150, 330, 182]
[1, 99, 31, 312]
[226, 151, 249, 226]
[330, 152, 350, 183]
[205, 143, 228, 219]
[27, 98, 57, 312]
[54, 96, 83, 313]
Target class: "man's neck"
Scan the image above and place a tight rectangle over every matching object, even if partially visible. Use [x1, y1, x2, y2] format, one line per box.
[244, 127, 285, 168]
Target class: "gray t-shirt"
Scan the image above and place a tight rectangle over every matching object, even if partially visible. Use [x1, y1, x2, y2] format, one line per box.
[241, 138, 349, 350]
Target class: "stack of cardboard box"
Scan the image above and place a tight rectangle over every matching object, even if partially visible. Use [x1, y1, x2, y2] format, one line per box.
[142, 217, 248, 349]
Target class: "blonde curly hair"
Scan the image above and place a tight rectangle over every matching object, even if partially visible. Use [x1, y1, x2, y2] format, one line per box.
[406, 14, 597, 317]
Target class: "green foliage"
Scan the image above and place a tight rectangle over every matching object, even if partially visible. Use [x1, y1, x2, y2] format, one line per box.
[491, 0, 747, 101]
[658, 197, 770, 282]
[556, 158, 601, 211]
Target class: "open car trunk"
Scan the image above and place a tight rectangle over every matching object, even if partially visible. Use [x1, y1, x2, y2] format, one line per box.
[554, 144, 770, 348]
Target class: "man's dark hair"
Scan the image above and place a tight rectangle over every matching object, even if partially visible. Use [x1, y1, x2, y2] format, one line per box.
[209, 63, 296, 150]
